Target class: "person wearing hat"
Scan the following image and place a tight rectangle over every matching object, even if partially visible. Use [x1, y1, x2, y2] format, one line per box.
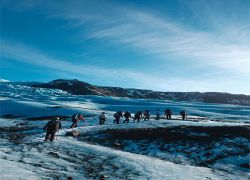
[99, 112, 107, 125]
[43, 117, 62, 141]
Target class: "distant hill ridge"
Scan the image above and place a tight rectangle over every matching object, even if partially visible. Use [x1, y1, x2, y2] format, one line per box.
[32, 79, 250, 106]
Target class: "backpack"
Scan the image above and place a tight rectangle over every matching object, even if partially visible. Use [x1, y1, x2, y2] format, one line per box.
[180, 111, 185, 115]
[113, 113, 118, 118]
[72, 114, 78, 122]
[124, 112, 130, 118]
[135, 111, 141, 117]
[47, 121, 59, 132]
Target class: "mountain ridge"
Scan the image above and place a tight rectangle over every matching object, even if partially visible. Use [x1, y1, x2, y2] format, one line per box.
[30, 79, 250, 106]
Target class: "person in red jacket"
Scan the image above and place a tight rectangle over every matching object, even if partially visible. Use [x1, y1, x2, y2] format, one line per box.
[70, 113, 84, 128]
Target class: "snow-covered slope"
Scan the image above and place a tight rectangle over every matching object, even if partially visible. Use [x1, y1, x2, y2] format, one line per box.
[0, 82, 249, 179]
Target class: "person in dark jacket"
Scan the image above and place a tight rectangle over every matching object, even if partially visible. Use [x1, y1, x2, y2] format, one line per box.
[180, 110, 187, 120]
[134, 111, 143, 122]
[155, 109, 161, 120]
[113, 111, 123, 124]
[70, 113, 84, 128]
[99, 112, 107, 125]
[143, 110, 150, 121]
[43, 117, 61, 141]
[165, 108, 173, 120]
[123, 111, 132, 123]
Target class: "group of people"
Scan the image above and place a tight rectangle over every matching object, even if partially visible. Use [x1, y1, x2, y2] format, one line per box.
[43, 109, 187, 141]
[100, 108, 187, 125]
[43, 113, 85, 142]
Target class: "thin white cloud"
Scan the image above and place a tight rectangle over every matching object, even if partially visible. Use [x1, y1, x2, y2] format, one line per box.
[4, 0, 249, 75]
[1, 40, 124, 78]
[0, 39, 168, 88]
[73, 2, 250, 72]
[91, 11, 250, 74]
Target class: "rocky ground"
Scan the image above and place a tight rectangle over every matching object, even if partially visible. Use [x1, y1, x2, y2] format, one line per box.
[78, 125, 250, 174]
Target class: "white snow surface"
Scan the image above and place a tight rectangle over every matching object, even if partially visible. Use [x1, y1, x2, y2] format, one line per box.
[34, 137, 236, 179]
[0, 158, 38, 180]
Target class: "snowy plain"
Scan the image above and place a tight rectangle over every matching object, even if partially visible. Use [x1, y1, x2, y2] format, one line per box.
[0, 82, 249, 179]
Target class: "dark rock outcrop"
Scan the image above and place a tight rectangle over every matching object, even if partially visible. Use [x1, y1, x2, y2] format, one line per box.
[65, 130, 80, 137]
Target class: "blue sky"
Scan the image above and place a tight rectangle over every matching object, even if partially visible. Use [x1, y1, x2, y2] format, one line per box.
[1, 0, 250, 94]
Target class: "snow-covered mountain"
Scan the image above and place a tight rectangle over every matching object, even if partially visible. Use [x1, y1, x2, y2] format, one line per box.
[0, 81, 68, 97]
[33, 79, 250, 106]
[0, 79, 10, 82]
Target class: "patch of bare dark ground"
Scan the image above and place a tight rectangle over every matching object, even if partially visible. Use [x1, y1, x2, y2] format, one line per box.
[0, 122, 37, 143]
[78, 125, 250, 172]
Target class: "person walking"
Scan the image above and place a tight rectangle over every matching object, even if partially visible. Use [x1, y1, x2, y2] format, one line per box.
[70, 113, 84, 128]
[43, 117, 61, 142]
[134, 111, 143, 122]
[99, 112, 107, 125]
[113, 111, 123, 124]
[155, 109, 161, 120]
[180, 110, 187, 120]
[165, 108, 173, 120]
[123, 111, 132, 123]
[143, 110, 150, 121]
